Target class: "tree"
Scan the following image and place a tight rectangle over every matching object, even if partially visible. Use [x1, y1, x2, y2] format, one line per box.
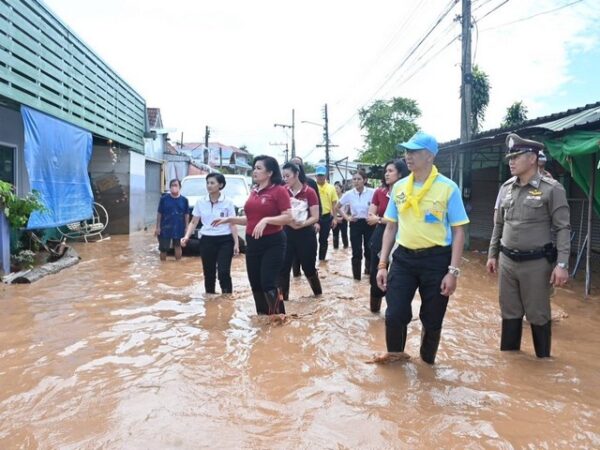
[358, 97, 421, 164]
[471, 65, 490, 134]
[501, 101, 528, 128]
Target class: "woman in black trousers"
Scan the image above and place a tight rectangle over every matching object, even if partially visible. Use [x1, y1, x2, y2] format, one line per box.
[279, 162, 322, 300]
[181, 173, 239, 294]
[213, 155, 292, 315]
[366, 159, 408, 312]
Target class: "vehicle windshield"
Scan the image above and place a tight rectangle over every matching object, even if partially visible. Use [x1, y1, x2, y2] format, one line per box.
[181, 177, 249, 207]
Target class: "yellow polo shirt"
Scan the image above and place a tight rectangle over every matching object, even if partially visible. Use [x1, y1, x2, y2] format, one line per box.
[384, 173, 469, 249]
[317, 182, 338, 215]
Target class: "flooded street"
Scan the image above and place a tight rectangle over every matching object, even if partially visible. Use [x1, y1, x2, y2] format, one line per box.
[1, 232, 600, 449]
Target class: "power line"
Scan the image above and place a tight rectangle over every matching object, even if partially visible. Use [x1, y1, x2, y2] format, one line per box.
[480, 0, 584, 31]
[476, 0, 511, 21]
[330, 0, 461, 137]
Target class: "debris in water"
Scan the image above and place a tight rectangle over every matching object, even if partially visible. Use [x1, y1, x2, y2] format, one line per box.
[365, 352, 411, 364]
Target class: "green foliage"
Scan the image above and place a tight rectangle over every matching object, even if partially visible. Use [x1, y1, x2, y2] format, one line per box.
[0, 180, 47, 229]
[501, 101, 528, 128]
[358, 97, 421, 164]
[471, 65, 491, 134]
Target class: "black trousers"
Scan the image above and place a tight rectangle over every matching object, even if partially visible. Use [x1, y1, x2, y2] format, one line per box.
[245, 231, 286, 293]
[282, 226, 318, 278]
[200, 234, 234, 293]
[318, 214, 333, 260]
[369, 223, 386, 298]
[349, 219, 374, 262]
[333, 218, 348, 249]
[385, 246, 452, 331]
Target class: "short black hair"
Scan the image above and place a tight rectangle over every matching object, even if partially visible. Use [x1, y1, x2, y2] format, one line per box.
[169, 178, 181, 188]
[282, 162, 307, 184]
[206, 172, 226, 190]
[253, 155, 283, 185]
[355, 169, 368, 181]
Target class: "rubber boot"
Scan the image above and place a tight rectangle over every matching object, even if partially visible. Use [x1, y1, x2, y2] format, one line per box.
[531, 321, 551, 358]
[385, 325, 407, 353]
[351, 258, 362, 281]
[222, 287, 232, 294]
[292, 259, 301, 278]
[364, 258, 371, 275]
[370, 296, 383, 313]
[500, 318, 522, 351]
[306, 273, 322, 296]
[279, 273, 290, 301]
[252, 291, 269, 315]
[420, 328, 442, 365]
[264, 289, 285, 315]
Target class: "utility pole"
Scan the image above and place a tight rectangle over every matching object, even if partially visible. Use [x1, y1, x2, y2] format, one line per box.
[291, 109, 296, 158]
[460, 0, 472, 248]
[460, 0, 473, 154]
[316, 104, 337, 180]
[204, 126, 210, 164]
[274, 109, 295, 158]
[269, 142, 289, 162]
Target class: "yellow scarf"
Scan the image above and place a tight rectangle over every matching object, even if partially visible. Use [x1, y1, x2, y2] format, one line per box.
[399, 165, 439, 217]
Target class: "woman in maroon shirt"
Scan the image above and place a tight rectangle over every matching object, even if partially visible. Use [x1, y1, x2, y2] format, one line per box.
[366, 159, 408, 313]
[279, 162, 322, 301]
[214, 155, 292, 315]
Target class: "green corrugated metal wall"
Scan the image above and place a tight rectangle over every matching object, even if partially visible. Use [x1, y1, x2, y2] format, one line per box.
[0, 0, 145, 151]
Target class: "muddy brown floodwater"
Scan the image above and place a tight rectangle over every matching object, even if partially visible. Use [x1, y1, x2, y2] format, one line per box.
[1, 232, 600, 449]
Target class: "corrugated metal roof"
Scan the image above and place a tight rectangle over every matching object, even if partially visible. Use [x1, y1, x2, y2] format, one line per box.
[440, 100, 600, 150]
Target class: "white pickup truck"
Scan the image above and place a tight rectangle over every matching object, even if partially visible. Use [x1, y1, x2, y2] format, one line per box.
[180, 174, 250, 254]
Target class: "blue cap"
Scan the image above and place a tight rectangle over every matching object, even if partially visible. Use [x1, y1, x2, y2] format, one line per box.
[315, 165, 327, 176]
[396, 131, 438, 156]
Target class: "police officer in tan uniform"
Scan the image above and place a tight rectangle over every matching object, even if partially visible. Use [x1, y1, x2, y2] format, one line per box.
[486, 133, 570, 358]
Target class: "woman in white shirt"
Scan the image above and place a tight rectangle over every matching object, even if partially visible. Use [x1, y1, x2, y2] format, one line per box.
[337, 169, 375, 280]
[181, 173, 239, 294]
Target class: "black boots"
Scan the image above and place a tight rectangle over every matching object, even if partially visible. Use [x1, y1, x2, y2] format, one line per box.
[252, 290, 285, 315]
[370, 296, 383, 313]
[306, 273, 322, 296]
[292, 259, 301, 277]
[279, 274, 290, 301]
[351, 258, 361, 280]
[531, 321, 551, 358]
[420, 328, 441, 364]
[386, 325, 407, 353]
[500, 318, 523, 351]
[265, 289, 285, 315]
[252, 291, 269, 315]
[364, 258, 371, 275]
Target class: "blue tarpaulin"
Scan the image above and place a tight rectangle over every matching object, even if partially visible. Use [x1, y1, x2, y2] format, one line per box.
[21, 106, 93, 229]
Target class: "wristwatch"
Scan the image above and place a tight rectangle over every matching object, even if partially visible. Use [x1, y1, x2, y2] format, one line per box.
[557, 262, 568, 270]
[448, 266, 461, 278]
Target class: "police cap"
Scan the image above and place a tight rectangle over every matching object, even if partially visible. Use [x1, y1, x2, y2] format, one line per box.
[505, 133, 544, 159]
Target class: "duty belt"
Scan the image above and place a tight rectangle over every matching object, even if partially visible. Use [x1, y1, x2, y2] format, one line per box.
[500, 243, 557, 263]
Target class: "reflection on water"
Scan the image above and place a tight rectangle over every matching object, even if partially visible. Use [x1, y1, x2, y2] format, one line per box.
[1, 232, 600, 449]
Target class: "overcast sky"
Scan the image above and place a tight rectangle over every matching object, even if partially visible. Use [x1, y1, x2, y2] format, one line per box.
[43, 0, 600, 164]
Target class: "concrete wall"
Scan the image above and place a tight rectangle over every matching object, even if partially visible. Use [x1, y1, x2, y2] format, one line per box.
[144, 134, 166, 161]
[0, 106, 28, 195]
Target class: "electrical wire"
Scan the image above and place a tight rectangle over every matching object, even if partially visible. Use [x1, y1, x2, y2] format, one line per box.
[476, 0, 511, 22]
[480, 0, 584, 31]
[330, 0, 461, 137]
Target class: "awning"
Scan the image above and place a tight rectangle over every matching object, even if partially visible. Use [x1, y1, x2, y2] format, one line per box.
[234, 161, 252, 170]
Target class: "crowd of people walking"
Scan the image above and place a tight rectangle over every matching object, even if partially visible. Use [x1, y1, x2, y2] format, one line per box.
[157, 130, 571, 365]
